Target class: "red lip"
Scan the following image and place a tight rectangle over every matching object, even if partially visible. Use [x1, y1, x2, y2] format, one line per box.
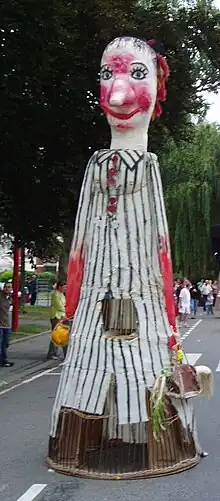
[101, 104, 140, 120]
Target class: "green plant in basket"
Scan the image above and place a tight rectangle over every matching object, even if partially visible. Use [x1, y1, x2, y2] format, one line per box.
[150, 367, 173, 441]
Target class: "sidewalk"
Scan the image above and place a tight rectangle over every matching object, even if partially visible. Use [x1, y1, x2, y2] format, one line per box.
[17, 318, 50, 327]
[0, 331, 59, 388]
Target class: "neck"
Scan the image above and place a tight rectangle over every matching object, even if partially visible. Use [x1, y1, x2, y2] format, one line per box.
[110, 127, 148, 151]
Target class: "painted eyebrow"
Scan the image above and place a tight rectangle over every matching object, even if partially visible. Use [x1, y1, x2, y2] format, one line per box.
[130, 61, 148, 66]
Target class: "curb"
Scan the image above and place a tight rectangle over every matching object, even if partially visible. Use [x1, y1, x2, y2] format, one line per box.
[11, 330, 50, 344]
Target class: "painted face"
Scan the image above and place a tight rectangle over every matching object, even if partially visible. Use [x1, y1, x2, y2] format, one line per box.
[100, 38, 157, 131]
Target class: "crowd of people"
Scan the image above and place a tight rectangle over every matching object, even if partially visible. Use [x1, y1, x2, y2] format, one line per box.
[0, 275, 218, 367]
[0, 275, 38, 367]
[0, 279, 67, 367]
[174, 278, 218, 327]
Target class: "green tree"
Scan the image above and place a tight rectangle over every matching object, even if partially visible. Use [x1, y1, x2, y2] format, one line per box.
[0, 0, 138, 251]
[0, 0, 219, 269]
[161, 123, 220, 277]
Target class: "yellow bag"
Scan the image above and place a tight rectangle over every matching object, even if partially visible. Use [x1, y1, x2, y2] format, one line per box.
[51, 321, 70, 347]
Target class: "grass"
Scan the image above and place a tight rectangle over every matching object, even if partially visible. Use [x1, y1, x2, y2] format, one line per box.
[19, 305, 50, 320]
[11, 323, 49, 340]
[24, 306, 48, 312]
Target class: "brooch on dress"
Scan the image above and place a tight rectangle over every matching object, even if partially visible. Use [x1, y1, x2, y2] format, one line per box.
[107, 154, 119, 222]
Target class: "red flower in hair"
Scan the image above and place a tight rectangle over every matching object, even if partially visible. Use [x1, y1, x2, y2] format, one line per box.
[147, 39, 170, 119]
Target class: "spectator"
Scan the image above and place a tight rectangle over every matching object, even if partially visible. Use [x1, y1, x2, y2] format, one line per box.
[206, 292, 214, 315]
[201, 280, 212, 312]
[212, 280, 218, 307]
[47, 281, 67, 360]
[179, 282, 191, 327]
[0, 282, 14, 367]
[174, 279, 181, 292]
[28, 275, 37, 306]
[190, 282, 200, 319]
[175, 280, 185, 308]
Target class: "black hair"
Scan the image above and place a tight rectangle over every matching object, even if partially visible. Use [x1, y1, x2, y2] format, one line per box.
[107, 36, 165, 56]
[56, 281, 65, 289]
[107, 36, 150, 52]
[148, 39, 166, 56]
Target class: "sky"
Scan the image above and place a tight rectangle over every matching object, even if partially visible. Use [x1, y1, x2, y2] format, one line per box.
[205, 91, 220, 123]
[205, 0, 220, 123]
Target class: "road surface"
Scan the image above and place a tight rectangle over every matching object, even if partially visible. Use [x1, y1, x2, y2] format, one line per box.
[0, 314, 220, 501]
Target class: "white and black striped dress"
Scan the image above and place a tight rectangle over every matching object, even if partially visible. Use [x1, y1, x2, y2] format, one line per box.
[50, 150, 176, 436]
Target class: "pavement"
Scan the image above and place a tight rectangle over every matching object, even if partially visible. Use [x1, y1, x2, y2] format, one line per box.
[18, 318, 50, 326]
[0, 330, 57, 386]
[0, 310, 220, 501]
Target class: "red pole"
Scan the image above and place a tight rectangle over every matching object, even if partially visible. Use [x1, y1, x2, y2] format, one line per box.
[12, 245, 20, 332]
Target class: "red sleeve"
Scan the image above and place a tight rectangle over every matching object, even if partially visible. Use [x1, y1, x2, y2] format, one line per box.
[65, 245, 85, 319]
[159, 236, 177, 333]
[168, 334, 176, 350]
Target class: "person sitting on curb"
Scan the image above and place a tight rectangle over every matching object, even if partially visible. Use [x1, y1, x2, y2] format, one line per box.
[46, 281, 67, 360]
[0, 282, 14, 367]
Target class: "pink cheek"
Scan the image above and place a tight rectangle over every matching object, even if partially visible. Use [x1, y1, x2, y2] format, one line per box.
[100, 86, 109, 105]
[135, 85, 152, 111]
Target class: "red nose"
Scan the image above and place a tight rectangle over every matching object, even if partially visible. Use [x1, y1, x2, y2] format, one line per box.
[109, 77, 136, 106]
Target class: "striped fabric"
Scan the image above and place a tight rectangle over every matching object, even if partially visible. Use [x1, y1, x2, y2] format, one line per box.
[50, 150, 176, 436]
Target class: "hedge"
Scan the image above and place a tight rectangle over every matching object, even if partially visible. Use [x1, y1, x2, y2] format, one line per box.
[0, 271, 57, 283]
[0, 271, 14, 282]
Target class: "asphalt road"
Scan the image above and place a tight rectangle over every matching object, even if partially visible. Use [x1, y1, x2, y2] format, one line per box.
[0, 313, 220, 501]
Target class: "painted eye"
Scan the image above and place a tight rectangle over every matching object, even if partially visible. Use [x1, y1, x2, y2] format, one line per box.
[131, 64, 148, 80]
[100, 65, 113, 81]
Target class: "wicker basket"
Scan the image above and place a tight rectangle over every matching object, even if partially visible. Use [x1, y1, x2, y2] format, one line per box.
[47, 392, 199, 479]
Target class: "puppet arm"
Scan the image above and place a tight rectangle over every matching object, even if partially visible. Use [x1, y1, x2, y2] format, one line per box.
[66, 154, 95, 319]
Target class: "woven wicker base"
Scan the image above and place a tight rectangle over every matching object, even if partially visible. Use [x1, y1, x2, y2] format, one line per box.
[46, 455, 199, 480]
[47, 397, 199, 480]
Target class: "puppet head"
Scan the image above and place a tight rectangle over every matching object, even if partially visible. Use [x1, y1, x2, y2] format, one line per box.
[100, 36, 169, 144]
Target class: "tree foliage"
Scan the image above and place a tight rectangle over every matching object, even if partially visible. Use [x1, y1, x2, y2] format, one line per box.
[161, 123, 220, 278]
[0, 0, 219, 272]
[0, 0, 138, 250]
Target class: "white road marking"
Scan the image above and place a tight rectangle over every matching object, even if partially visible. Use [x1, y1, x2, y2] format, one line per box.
[0, 365, 63, 397]
[180, 319, 202, 342]
[184, 353, 202, 365]
[16, 484, 47, 501]
[44, 372, 61, 376]
[216, 361, 220, 372]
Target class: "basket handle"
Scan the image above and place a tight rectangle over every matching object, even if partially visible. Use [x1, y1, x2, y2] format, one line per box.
[57, 315, 74, 324]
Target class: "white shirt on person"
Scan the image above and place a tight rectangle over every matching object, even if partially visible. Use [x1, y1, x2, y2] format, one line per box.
[206, 293, 214, 305]
[201, 284, 212, 295]
[179, 287, 191, 307]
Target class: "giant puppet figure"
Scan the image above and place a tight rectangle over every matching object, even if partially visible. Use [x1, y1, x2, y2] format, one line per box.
[48, 37, 212, 479]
